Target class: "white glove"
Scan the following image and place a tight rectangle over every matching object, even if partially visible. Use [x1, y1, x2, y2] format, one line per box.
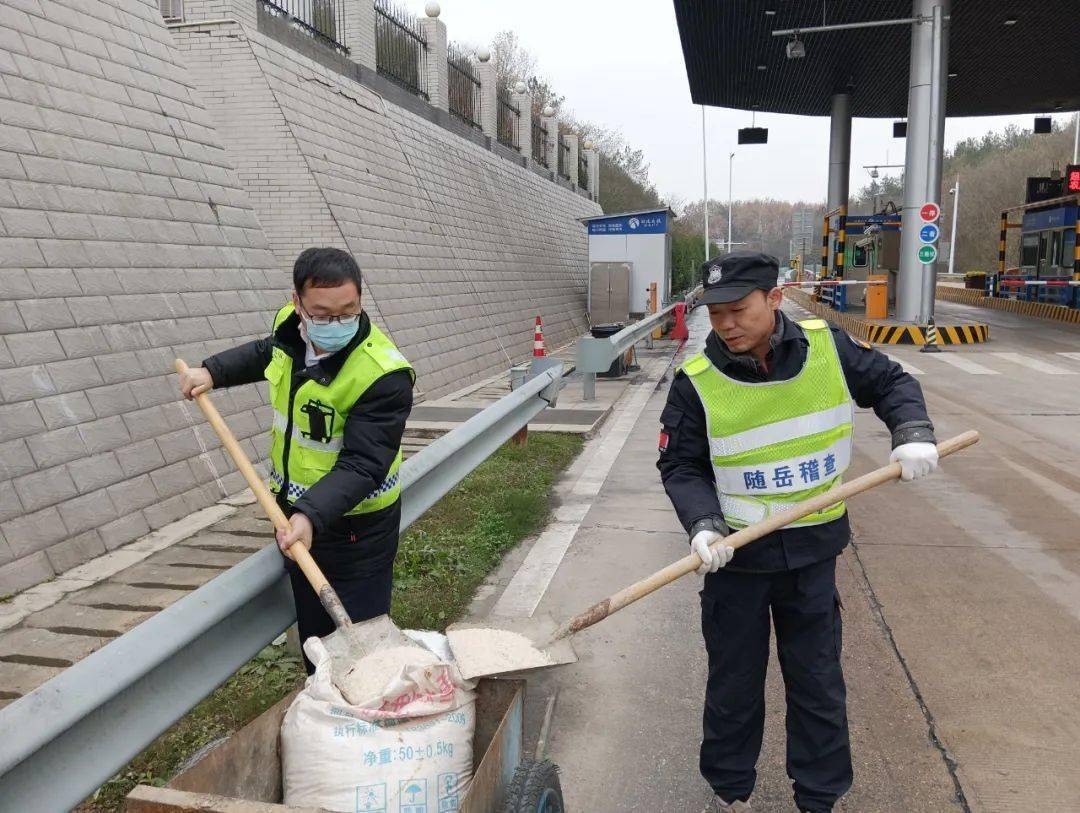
[691, 530, 734, 576]
[889, 442, 939, 482]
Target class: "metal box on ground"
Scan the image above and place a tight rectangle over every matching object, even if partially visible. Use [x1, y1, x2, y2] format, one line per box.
[865, 274, 888, 319]
[125, 679, 526, 813]
[589, 262, 632, 325]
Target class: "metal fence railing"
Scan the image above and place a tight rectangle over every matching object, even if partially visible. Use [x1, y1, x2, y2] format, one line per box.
[558, 136, 571, 179]
[0, 365, 565, 812]
[375, 0, 428, 100]
[496, 86, 520, 151]
[578, 150, 588, 188]
[447, 42, 480, 129]
[260, 0, 346, 52]
[532, 119, 548, 166]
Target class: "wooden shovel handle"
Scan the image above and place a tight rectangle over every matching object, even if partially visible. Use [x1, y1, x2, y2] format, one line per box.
[552, 430, 980, 641]
[175, 359, 351, 630]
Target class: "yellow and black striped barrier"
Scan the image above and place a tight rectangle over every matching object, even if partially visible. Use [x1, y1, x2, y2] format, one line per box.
[935, 285, 1080, 326]
[784, 288, 990, 345]
[867, 322, 990, 345]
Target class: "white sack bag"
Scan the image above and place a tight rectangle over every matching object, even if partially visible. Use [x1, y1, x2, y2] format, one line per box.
[281, 636, 475, 813]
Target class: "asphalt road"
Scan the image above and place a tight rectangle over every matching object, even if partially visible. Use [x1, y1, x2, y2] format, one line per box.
[475, 299, 1080, 812]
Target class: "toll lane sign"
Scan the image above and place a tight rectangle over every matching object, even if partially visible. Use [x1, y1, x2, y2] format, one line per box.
[920, 203, 940, 223]
[918, 244, 938, 264]
[920, 223, 940, 243]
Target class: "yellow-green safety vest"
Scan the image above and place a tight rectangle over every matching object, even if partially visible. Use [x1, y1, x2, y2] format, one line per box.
[680, 318, 853, 530]
[265, 303, 414, 516]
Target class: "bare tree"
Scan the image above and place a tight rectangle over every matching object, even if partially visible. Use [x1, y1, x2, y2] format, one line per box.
[486, 29, 661, 214]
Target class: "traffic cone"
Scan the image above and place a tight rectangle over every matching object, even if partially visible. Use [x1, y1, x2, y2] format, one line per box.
[533, 315, 546, 357]
[920, 315, 942, 353]
[670, 301, 689, 341]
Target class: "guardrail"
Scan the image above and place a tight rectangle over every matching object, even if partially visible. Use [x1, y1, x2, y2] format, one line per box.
[577, 288, 699, 401]
[0, 365, 563, 813]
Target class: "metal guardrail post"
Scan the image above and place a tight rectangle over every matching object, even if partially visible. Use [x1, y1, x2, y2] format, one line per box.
[583, 370, 596, 401]
[0, 365, 564, 813]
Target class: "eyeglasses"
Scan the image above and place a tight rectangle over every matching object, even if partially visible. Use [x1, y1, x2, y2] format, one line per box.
[298, 302, 361, 326]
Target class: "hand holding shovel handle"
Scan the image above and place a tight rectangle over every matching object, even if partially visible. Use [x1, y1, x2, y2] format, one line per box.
[550, 430, 980, 642]
[175, 359, 352, 630]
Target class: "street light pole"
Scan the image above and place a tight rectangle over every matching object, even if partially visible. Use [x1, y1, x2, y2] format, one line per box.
[947, 174, 959, 277]
[727, 152, 735, 254]
[702, 106, 709, 262]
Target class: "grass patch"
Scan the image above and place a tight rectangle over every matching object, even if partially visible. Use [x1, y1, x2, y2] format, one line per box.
[392, 432, 584, 630]
[80, 433, 583, 810]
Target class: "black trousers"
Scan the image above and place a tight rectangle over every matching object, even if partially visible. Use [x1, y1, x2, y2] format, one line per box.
[282, 505, 400, 674]
[699, 556, 852, 813]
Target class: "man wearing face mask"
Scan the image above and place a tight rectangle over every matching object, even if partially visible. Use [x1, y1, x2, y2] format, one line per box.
[179, 247, 414, 671]
[658, 252, 937, 813]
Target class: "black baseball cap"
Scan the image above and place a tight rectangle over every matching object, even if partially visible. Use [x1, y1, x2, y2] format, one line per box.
[699, 251, 781, 305]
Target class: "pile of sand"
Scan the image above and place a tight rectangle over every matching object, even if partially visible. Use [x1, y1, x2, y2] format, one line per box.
[338, 644, 439, 704]
[448, 628, 554, 680]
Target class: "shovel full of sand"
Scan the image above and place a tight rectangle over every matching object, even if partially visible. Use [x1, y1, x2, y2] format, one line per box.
[446, 430, 981, 680]
[175, 359, 414, 703]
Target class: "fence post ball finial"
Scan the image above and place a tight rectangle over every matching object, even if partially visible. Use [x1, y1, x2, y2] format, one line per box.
[424, 1, 440, 17]
[477, 47, 491, 63]
[514, 81, 526, 94]
[542, 105, 555, 117]
[583, 139, 594, 150]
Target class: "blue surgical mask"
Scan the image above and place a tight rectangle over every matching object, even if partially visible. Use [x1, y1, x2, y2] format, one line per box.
[301, 315, 359, 352]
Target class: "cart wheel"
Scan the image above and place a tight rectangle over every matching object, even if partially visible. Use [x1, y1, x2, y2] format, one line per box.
[503, 758, 565, 813]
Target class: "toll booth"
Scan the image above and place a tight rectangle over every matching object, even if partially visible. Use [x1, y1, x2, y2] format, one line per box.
[843, 212, 901, 309]
[581, 208, 673, 321]
[815, 210, 901, 313]
[988, 167, 1080, 310]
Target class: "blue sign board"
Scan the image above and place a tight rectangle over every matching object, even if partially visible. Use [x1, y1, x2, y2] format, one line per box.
[847, 214, 901, 232]
[919, 223, 939, 243]
[587, 211, 668, 235]
[1022, 205, 1077, 233]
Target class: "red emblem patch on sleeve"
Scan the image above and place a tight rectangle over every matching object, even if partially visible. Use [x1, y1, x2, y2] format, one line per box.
[659, 431, 670, 453]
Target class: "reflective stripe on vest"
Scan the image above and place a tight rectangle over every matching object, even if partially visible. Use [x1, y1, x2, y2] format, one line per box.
[265, 303, 413, 516]
[681, 318, 853, 529]
[269, 458, 402, 506]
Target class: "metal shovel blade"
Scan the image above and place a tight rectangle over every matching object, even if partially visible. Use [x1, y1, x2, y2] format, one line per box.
[445, 614, 577, 680]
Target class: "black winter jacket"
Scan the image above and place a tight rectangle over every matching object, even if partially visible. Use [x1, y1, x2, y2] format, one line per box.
[204, 310, 413, 566]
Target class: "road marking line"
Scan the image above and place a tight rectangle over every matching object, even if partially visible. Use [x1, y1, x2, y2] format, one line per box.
[491, 354, 672, 618]
[990, 352, 1076, 375]
[925, 354, 999, 375]
[1056, 352, 1080, 364]
[884, 354, 925, 375]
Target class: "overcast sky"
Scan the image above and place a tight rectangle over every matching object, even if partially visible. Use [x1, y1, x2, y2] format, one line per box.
[427, 1, 1076, 206]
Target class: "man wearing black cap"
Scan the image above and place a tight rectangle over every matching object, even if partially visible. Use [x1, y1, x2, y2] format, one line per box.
[657, 251, 938, 813]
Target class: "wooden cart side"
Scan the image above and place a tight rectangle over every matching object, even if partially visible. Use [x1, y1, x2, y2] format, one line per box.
[460, 681, 524, 813]
[125, 785, 325, 813]
[178, 691, 297, 801]
[126, 680, 525, 813]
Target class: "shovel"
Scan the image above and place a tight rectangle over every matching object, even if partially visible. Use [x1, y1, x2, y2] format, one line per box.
[175, 359, 403, 699]
[446, 429, 980, 679]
